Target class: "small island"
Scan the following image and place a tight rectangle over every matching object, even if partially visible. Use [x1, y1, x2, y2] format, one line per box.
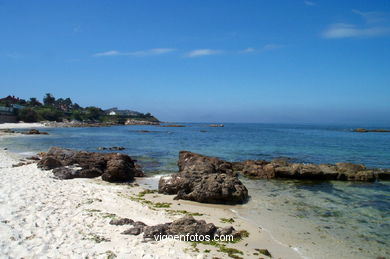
[353, 128, 390, 133]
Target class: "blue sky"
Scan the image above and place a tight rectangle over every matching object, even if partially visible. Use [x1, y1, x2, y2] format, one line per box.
[1, 0, 390, 124]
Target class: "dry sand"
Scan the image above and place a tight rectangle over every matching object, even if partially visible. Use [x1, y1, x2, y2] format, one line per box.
[0, 122, 46, 129]
[0, 149, 302, 259]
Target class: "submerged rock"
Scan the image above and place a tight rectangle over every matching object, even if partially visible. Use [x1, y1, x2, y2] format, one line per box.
[38, 147, 142, 182]
[159, 151, 248, 204]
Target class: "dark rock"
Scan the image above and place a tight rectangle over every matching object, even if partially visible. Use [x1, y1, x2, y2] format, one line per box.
[109, 218, 134, 225]
[353, 128, 390, 133]
[23, 129, 49, 135]
[98, 146, 125, 151]
[52, 167, 78, 179]
[174, 173, 248, 204]
[178, 151, 234, 175]
[38, 147, 140, 182]
[122, 227, 143, 235]
[0, 129, 15, 133]
[133, 221, 147, 228]
[26, 156, 40, 161]
[143, 223, 170, 238]
[167, 216, 217, 236]
[102, 154, 135, 182]
[134, 164, 145, 177]
[37, 157, 63, 170]
[159, 151, 248, 204]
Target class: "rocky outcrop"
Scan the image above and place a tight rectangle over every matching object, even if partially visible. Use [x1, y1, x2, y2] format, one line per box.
[353, 128, 390, 133]
[125, 119, 160, 125]
[236, 159, 390, 182]
[159, 151, 248, 204]
[37, 147, 143, 182]
[98, 146, 125, 151]
[22, 129, 49, 135]
[119, 215, 243, 240]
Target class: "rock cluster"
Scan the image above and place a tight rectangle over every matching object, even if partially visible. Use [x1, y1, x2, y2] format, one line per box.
[97, 146, 125, 151]
[22, 129, 49, 135]
[235, 159, 390, 182]
[115, 215, 242, 240]
[37, 147, 144, 182]
[353, 128, 390, 133]
[159, 151, 248, 204]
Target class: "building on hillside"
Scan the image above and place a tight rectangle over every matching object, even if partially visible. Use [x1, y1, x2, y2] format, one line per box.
[104, 107, 142, 116]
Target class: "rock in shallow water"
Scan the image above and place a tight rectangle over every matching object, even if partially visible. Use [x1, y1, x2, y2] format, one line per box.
[159, 151, 248, 204]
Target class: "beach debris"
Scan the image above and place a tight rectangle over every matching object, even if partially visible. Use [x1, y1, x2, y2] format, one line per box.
[158, 151, 248, 204]
[37, 147, 144, 182]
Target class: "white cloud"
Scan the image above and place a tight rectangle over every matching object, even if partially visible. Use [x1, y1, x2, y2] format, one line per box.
[240, 47, 256, 53]
[304, 1, 316, 6]
[94, 50, 121, 57]
[321, 23, 390, 39]
[322, 9, 390, 39]
[352, 9, 387, 24]
[185, 49, 221, 58]
[93, 48, 175, 57]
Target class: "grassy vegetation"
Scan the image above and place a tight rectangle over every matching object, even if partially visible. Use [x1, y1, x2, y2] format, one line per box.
[118, 192, 171, 209]
[220, 217, 235, 223]
[165, 209, 204, 216]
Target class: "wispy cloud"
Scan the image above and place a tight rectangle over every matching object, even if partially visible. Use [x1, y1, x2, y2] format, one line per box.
[239, 44, 285, 54]
[93, 48, 176, 57]
[322, 9, 390, 39]
[185, 49, 221, 58]
[352, 9, 387, 24]
[304, 1, 316, 6]
[322, 23, 389, 38]
[239, 47, 255, 53]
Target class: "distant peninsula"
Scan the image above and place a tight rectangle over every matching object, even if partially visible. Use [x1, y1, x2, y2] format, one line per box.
[0, 94, 159, 125]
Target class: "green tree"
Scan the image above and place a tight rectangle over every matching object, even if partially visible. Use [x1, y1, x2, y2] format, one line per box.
[17, 108, 38, 122]
[84, 106, 104, 121]
[43, 93, 55, 106]
[28, 97, 42, 107]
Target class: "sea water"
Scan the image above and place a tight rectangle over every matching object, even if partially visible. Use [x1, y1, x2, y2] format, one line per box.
[1, 123, 389, 258]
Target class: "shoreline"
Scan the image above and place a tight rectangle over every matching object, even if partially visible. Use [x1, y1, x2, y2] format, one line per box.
[0, 148, 302, 259]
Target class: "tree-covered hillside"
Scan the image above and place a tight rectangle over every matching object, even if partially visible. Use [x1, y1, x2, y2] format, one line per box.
[0, 94, 159, 123]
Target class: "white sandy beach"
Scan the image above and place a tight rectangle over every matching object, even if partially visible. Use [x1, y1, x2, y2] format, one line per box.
[0, 122, 46, 129]
[0, 147, 303, 259]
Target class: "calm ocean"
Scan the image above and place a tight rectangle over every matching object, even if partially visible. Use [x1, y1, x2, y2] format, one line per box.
[2, 123, 390, 258]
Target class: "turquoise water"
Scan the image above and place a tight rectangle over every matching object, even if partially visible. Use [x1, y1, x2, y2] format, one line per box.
[2, 123, 390, 258]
